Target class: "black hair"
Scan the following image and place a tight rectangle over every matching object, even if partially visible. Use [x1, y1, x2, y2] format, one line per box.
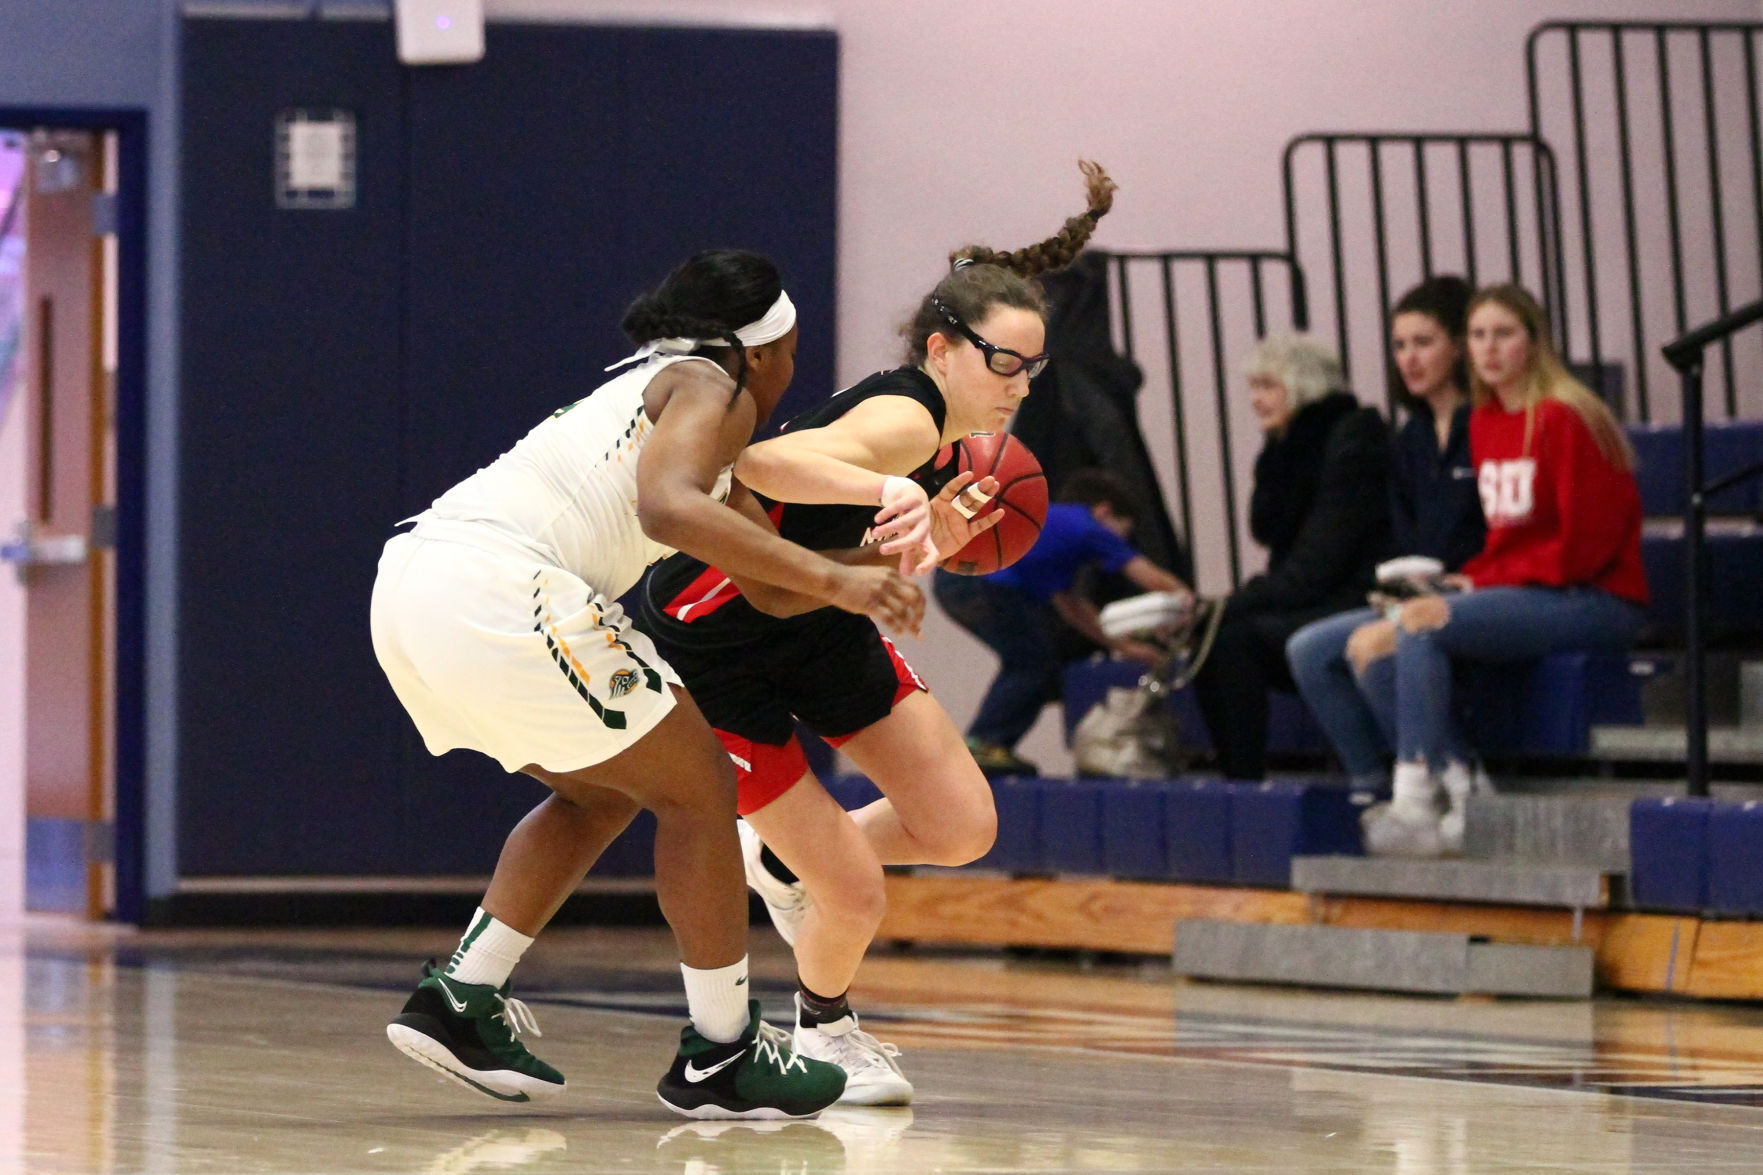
[1058, 468, 1141, 522]
[1387, 273, 1471, 411]
[903, 161, 1117, 366]
[621, 249, 783, 396]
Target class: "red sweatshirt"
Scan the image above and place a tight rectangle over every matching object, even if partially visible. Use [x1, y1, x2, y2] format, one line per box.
[1460, 396, 1648, 605]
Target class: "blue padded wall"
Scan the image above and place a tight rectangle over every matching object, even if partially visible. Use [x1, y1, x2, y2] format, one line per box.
[176, 17, 837, 877]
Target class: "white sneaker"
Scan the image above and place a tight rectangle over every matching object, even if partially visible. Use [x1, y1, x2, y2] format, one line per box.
[794, 1000, 913, 1106]
[1361, 801, 1446, 858]
[738, 819, 811, 946]
[1436, 761, 1494, 855]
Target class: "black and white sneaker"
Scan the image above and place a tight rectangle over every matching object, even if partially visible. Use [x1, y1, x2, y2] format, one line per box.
[386, 960, 566, 1103]
[656, 1000, 847, 1120]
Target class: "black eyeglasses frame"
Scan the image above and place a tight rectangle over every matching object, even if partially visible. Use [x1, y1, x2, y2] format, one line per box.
[930, 297, 1050, 379]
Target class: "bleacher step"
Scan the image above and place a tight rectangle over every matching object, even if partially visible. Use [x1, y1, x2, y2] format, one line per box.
[1461, 794, 1632, 870]
[1590, 724, 1763, 764]
[1291, 855, 1613, 908]
[1173, 919, 1594, 997]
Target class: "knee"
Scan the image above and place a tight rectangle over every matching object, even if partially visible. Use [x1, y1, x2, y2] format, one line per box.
[1345, 621, 1397, 676]
[915, 794, 997, 866]
[1285, 622, 1331, 680]
[646, 753, 738, 819]
[816, 866, 888, 934]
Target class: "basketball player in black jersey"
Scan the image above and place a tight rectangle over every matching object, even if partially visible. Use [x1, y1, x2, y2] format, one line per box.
[639, 163, 1117, 1104]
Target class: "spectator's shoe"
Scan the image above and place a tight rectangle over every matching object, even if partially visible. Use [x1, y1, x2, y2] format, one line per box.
[657, 1001, 847, 1119]
[1437, 760, 1495, 855]
[965, 739, 1040, 777]
[386, 961, 565, 1102]
[1360, 801, 1446, 858]
[738, 819, 811, 947]
[794, 997, 913, 1106]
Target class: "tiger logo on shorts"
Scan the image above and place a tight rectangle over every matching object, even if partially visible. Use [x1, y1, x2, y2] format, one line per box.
[607, 668, 640, 698]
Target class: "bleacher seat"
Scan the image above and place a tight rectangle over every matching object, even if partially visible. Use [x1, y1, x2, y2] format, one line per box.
[1464, 651, 1645, 756]
[1707, 801, 1763, 917]
[1066, 648, 1646, 767]
[1228, 781, 1362, 887]
[1629, 796, 1714, 912]
[1628, 420, 1763, 518]
[1640, 527, 1763, 645]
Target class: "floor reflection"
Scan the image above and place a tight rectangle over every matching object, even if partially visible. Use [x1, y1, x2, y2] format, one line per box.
[8, 922, 1763, 1174]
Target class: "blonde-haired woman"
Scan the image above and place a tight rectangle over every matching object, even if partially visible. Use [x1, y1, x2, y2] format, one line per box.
[1192, 332, 1392, 781]
[1360, 283, 1648, 856]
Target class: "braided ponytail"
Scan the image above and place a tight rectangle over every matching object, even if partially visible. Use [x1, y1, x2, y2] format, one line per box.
[904, 161, 1116, 365]
[952, 160, 1117, 279]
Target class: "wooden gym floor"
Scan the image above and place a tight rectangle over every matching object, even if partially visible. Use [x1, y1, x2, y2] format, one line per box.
[6, 916, 1763, 1173]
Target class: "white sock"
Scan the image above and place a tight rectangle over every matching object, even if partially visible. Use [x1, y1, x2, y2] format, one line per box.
[1438, 760, 1474, 805]
[444, 907, 534, 988]
[682, 956, 751, 1044]
[1390, 761, 1438, 816]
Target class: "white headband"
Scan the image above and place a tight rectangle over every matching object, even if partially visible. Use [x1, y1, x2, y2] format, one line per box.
[605, 291, 797, 371]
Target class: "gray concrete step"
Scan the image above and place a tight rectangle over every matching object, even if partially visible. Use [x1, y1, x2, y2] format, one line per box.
[1290, 855, 1614, 908]
[1461, 794, 1632, 870]
[1173, 919, 1594, 997]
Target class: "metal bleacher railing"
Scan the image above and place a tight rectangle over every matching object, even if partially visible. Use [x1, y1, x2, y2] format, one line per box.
[1094, 19, 1763, 781]
[1663, 299, 1763, 795]
[1530, 21, 1763, 425]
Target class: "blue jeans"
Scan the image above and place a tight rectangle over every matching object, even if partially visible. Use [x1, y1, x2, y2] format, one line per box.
[932, 570, 1061, 750]
[1384, 586, 1644, 769]
[1286, 606, 1395, 784]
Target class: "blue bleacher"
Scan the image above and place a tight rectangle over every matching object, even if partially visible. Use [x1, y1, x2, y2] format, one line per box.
[1628, 419, 1763, 518]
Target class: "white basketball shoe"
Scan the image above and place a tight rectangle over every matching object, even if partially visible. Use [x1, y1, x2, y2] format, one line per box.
[793, 996, 913, 1106]
[738, 819, 812, 946]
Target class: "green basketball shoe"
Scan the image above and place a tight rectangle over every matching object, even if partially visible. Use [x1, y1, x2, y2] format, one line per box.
[656, 1001, 847, 1119]
[385, 960, 566, 1103]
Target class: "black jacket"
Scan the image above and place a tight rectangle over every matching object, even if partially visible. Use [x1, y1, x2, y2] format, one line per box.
[1230, 391, 1391, 615]
[1390, 404, 1485, 572]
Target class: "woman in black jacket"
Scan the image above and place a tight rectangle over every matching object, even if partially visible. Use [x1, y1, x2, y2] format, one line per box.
[1192, 332, 1391, 780]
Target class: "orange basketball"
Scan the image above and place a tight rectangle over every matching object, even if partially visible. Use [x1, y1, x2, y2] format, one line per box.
[938, 433, 1049, 575]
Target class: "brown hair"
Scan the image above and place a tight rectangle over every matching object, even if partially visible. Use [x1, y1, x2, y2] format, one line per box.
[1387, 274, 1471, 411]
[1467, 283, 1634, 470]
[902, 160, 1117, 366]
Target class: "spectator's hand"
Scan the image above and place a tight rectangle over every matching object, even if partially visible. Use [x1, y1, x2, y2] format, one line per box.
[1437, 573, 1474, 593]
[1398, 594, 1452, 633]
[1112, 637, 1166, 665]
[926, 471, 1003, 563]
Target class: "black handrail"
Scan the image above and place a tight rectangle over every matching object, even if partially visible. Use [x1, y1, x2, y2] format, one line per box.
[1661, 297, 1763, 797]
[1103, 250, 1307, 590]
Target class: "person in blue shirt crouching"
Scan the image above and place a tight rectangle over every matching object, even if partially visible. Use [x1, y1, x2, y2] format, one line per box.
[934, 468, 1189, 775]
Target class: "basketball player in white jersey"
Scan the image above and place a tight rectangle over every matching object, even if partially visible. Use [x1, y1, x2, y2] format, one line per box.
[370, 250, 931, 1119]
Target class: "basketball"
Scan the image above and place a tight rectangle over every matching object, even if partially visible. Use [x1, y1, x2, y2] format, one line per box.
[938, 433, 1049, 575]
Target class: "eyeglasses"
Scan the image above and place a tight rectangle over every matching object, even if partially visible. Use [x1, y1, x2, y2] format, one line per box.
[931, 297, 1050, 379]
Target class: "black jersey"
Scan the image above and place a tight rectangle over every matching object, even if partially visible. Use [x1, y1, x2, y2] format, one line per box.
[642, 367, 954, 649]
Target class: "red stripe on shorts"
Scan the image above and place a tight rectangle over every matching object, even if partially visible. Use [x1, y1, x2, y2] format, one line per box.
[715, 728, 810, 816]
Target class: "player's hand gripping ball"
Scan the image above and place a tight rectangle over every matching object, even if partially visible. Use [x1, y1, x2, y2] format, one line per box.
[935, 433, 1048, 575]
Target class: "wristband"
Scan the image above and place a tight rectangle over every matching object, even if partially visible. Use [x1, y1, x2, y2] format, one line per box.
[879, 475, 915, 507]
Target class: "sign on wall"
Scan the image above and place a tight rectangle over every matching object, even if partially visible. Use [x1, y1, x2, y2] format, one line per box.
[275, 109, 355, 210]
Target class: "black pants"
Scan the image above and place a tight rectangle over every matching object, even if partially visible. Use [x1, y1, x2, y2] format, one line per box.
[1192, 602, 1339, 780]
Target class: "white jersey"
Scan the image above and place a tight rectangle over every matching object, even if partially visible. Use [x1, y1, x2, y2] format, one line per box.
[408, 354, 733, 599]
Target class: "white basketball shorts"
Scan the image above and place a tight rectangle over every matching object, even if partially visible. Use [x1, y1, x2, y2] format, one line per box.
[370, 531, 681, 773]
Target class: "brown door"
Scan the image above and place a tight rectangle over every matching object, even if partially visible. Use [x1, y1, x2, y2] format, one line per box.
[7, 129, 116, 918]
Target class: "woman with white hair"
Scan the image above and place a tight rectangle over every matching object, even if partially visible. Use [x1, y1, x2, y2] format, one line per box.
[1191, 331, 1392, 781]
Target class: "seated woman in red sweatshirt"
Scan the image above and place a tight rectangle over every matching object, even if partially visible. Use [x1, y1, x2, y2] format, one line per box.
[1359, 283, 1648, 857]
